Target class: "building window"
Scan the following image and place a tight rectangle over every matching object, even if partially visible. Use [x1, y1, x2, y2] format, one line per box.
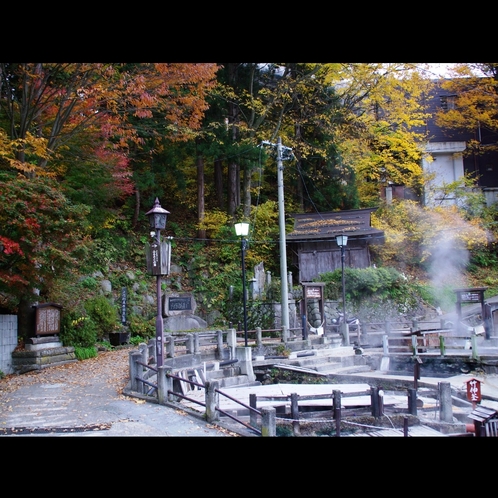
[440, 95, 456, 110]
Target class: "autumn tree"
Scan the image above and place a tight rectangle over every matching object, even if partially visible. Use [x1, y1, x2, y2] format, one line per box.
[0, 63, 219, 332]
[0, 174, 92, 338]
[0, 63, 218, 212]
[435, 63, 498, 154]
[327, 63, 434, 207]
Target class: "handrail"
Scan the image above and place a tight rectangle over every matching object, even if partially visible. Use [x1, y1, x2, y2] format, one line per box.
[215, 388, 262, 415]
[215, 407, 261, 436]
[165, 371, 262, 436]
[167, 372, 204, 390]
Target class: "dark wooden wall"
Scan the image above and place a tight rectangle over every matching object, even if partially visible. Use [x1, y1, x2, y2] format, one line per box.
[292, 239, 371, 283]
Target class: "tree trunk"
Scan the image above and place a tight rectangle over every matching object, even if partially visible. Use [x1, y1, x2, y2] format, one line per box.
[17, 295, 37, 342]
[133, 188, 141, 229]
[197, 153, 206, 240]
[214, 158, 224, 209]
[228, 161, 238, 217]
[242, 161, 253, 219]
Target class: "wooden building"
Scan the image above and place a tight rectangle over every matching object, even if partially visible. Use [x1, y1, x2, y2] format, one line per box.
[287, 208, 385, 283]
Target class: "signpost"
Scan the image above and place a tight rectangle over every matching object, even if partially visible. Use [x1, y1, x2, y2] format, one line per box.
[466, 377, 482, 408]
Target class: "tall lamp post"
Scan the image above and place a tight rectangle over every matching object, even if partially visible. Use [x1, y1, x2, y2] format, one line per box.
[336, 234, 349, 346]
[146, 198, 170, 367]
[234, 222, 250, 347]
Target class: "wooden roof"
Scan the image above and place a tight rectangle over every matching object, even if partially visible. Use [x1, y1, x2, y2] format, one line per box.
[287, 208, 385, 243]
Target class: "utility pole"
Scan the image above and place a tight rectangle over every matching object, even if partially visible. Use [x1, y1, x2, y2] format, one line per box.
[277, 137, 290, 331]
[261, 137, 294, 331]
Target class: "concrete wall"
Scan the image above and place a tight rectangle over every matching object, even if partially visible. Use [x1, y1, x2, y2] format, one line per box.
[0, 315, 17, 375]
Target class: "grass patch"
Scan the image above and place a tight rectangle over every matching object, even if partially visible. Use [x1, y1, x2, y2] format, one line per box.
[74, 345, 98, 360]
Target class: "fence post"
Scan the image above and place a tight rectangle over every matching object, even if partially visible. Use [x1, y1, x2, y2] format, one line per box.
[186, 334, 194, 354]
[371, 386, 380, 417]
[407, 388, 418, 416]
[205, 380, 220, 423]
[333, 389, 341, 419]
[249, 393, 258, 428]
[194, 333, 200, 354]
[226, 328, 237, 360]
[333, 390, 342, 437]
[148, 338, 156, 364]
[165, 334, 175, 358]
[129, 351, 142, 392]
[157, 366, 173, 404]
[439, 335, 445, 357]
[291, 392, 300, 436]
[138, 342, 148, 366]
[438, 381, 453, 423]
[217, 330, 224, 360]
[261, 406, 276, 437]
[235, 347, 255, 382]
[256, 327, 262, 348]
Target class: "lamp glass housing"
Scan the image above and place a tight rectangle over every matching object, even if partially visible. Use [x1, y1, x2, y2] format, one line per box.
[149, 213, 167, 230]
[336, 234, 348, 247]
[146, 198, 169, 230]
[234, 222, 250, 237]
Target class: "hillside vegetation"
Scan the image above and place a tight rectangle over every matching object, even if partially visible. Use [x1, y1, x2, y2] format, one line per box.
[1, 63, 498, 357]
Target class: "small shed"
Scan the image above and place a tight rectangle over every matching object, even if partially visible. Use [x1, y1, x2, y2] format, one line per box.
[287, 209, 385, 283]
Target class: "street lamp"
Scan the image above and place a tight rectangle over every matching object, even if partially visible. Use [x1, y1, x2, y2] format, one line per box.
[336, 234, 350, 346]
[234, 222, 250, 347]
[146, 197, 170, 367]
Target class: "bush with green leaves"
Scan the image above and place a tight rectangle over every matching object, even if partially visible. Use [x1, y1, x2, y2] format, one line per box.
[60, 314, 98, 348]
[317, 266, 442, 321]
[128, 313, 155, 340]
[84, 295, 120, 340]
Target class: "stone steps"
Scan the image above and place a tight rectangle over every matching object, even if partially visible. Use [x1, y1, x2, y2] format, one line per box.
[286, 347, 374, 376]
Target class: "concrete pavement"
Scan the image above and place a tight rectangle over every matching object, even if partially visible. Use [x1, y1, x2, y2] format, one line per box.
[2, 338, 498, 437]
[0, 347, 238, 437]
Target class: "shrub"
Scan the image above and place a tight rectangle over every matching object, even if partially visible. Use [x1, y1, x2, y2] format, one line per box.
[60, 314, 98, 348]
[84, 295, 120, 340]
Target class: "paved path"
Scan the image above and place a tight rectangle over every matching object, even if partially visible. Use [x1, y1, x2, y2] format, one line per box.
[0, 347, 237, 437]
[3, 340, 498, 437]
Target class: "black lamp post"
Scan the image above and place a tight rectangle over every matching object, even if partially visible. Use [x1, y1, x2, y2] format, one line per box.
[146, 197, 170, 367]
[336, 234, 349, 346]
[235, 222, 250, 347]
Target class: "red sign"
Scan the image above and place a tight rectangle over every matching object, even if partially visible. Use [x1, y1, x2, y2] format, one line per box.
[466, 378, 482, 403]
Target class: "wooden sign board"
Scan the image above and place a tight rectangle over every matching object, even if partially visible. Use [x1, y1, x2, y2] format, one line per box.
[146, 240, 171, 275]
[466, 378, 482, 403]
[34, 303, 62, 336]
